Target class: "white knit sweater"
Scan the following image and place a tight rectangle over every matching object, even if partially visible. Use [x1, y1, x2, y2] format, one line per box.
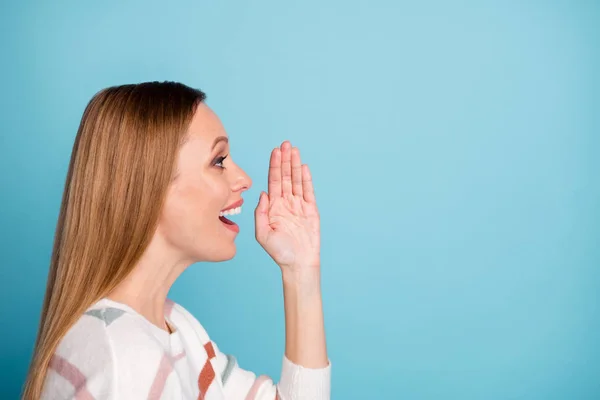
[41, 298, 331, 399]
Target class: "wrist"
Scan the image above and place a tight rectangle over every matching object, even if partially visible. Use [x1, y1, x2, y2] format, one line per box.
[281, 265, 328, 370]
[281, 264, 321, 289]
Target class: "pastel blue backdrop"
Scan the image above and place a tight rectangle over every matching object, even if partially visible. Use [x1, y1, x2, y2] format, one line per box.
[1, 1, 598, 398]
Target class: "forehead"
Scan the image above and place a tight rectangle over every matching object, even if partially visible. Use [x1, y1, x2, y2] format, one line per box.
[185, 102, 228, 145]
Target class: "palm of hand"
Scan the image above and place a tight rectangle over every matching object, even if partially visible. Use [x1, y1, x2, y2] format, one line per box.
[254, 142, 321, 271]
[264, 195, 320, 268]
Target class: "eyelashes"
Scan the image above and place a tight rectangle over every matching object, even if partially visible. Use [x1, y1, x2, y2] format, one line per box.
[213, 154, 228, 168]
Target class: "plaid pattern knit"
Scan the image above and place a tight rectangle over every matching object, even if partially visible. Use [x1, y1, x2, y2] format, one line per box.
[41, 298, 331, 399]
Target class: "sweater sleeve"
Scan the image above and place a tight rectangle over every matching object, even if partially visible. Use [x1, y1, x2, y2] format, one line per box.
[209, 339, 331, 400]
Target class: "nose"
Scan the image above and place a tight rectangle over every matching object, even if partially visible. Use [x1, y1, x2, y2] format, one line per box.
[230, 161, 252, 193]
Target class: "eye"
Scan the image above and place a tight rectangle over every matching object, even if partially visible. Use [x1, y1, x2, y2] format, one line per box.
[213, 154, 228, 169]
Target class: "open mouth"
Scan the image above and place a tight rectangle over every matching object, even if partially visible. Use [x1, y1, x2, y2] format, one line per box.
[219, 200, 243, 232]
[218, 207, 240, 225]
[219, 215, 236, 225]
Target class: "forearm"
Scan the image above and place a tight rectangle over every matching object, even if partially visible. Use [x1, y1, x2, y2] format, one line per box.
[281, 268, 329, 369]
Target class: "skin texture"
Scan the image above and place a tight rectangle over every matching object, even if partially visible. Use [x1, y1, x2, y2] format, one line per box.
[108, 102, 328, 369]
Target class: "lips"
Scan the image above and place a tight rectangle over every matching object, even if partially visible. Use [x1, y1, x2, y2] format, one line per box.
[221, 199, 243, 212]
[219, 199, 243, 233]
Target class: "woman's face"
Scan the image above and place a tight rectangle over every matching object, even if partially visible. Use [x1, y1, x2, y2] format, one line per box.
[157, 103, 252, 263]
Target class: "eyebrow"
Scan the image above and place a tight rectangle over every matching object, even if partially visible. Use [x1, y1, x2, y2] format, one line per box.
[212, 136, 229, 150]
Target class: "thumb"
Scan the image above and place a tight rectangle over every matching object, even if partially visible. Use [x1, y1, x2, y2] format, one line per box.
[254, 191, 271, 242]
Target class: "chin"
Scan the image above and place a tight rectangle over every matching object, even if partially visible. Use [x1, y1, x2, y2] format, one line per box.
[219, 250, 236, 262]
[208, 244, 237, 262]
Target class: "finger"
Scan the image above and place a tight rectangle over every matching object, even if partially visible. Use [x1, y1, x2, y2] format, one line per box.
[268, 148, 282, 198]
[291, 147, 303, 196]
[281, 141, 292, 196]
[254, 191, 271, 243]
[302, 164, 316, 203]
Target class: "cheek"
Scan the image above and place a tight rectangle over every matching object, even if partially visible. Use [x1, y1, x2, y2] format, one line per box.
[157, 178, 235, 261]
[171, 185, 215, 226]
[196, 177, 229, 213]
[162, 179, 229, 232]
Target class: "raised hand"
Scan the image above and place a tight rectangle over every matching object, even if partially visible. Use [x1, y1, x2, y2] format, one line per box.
[254, 141, 321, 276]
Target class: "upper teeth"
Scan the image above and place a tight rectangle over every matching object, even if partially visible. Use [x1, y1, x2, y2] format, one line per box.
[220, 207, 241, 217]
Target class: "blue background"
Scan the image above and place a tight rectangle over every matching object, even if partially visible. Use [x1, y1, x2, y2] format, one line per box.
[1, 1, 599, 398]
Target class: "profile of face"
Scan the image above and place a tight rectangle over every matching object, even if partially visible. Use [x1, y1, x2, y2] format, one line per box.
[157, 103, 252, 263]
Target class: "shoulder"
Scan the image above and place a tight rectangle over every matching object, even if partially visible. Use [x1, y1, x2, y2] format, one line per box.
[43, 301, 171, 399]
[57, 301, 166, 358]
[43, 306, 121, 398]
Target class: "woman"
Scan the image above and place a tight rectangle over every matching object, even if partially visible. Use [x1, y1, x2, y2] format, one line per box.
[23, 81, 331, 399]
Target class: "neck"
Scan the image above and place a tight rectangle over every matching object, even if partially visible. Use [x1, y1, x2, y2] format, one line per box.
[107, 234, 192, 332]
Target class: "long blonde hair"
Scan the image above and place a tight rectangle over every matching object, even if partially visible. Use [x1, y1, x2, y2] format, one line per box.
[22, 81, 206, 399]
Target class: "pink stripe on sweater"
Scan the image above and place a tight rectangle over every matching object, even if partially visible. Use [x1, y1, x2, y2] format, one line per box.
[245, 375, 271, 400]
[172, 351, 186, 362]
[148, 353, 173, 400]
[49, 354, 94, 400]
